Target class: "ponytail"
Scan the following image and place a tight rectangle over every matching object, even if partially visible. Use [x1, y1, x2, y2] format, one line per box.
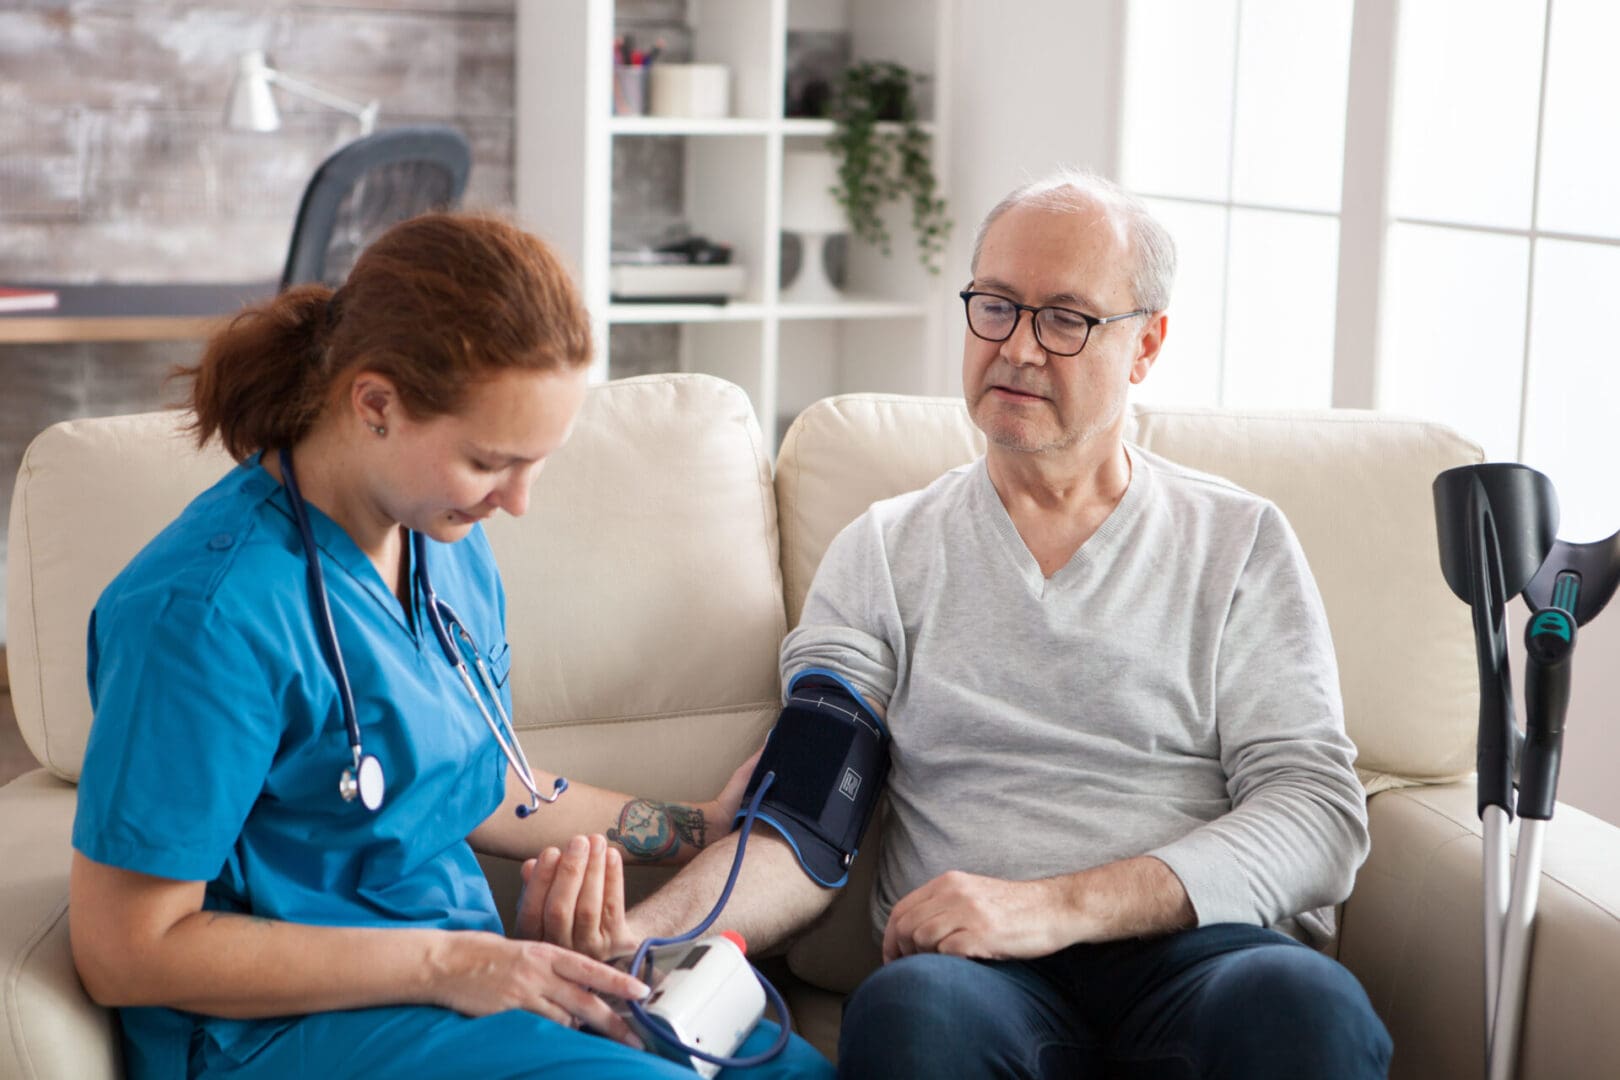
[181, 284, 337, 462]
[180, 212, 591, 463]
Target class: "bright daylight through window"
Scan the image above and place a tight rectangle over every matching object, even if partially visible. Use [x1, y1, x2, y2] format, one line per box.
[1119, 0, 1618, 542]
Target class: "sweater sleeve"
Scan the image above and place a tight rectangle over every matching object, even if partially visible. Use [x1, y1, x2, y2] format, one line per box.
[780, 511, 902, 713]
[1149, 502, 1370, 926]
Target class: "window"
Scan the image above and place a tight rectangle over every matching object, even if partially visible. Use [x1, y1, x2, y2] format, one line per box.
[1119, 0, 1354, 410]
[1120, 0, 1619, 540]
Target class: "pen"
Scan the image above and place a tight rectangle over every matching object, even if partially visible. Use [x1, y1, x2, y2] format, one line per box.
[644, 38, 665, 66]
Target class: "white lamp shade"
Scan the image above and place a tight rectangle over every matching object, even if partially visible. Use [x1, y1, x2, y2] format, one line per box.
[225, 50, 281, 132]
[782, 150, 847, 234]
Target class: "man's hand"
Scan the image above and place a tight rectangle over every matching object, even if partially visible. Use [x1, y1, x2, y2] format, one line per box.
[700, 747, 763, 839]
[514, 834, 636, 961]
[881, 870, 1076, 963]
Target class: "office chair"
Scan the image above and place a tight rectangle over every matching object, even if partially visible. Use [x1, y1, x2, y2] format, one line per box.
[280, 125, 472, 290]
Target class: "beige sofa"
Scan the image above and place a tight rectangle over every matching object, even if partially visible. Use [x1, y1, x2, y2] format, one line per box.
[5, 373, 1619, 1078]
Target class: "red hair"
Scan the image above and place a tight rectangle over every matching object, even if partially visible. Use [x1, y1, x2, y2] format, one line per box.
[183, 212, 592, 461]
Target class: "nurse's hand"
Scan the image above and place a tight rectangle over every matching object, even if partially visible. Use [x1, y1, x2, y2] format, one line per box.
[432, 930, 649, 1048]
[515, 834, 635, 961]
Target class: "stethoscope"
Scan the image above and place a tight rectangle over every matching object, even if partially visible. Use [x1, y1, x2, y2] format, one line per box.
[279, 448, 567, 815]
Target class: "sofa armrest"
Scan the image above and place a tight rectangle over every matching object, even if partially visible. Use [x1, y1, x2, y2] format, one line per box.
[0, 770, 120, 1079]
[1340, 781, 1620, 1080]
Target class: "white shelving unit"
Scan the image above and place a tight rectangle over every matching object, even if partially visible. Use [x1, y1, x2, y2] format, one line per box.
[516, 0, 955, 444]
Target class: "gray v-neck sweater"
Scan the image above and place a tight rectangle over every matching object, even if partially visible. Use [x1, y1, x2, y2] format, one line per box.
[781, 446, 1369, 941]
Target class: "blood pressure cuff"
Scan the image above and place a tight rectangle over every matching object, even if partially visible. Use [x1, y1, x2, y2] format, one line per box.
[736, 669, 890, 888]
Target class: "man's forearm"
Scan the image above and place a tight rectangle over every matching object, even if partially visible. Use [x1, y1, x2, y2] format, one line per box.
[627, 830, 836, 952]
[1056, 855, 1197, 943]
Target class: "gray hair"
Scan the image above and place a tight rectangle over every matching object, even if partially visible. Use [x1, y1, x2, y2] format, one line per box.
[969, 168, 1177, 314]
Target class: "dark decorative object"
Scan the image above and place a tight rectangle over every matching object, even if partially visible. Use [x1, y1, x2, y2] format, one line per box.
[784, 30, 852, 118]
[779, 232, 848, 290]
[826, 61, 950, 273]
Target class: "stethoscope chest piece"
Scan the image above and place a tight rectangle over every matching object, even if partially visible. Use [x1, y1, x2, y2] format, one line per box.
[339, 754, 387, 811]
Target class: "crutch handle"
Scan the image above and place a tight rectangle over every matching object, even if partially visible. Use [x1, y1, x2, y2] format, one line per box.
[1519, 606, 1574, 820]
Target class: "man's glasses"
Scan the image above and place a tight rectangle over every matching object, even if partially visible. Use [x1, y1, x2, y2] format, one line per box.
[959, 290, 1150, 357]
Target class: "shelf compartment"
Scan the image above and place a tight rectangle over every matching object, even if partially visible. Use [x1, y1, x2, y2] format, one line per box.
[779, 119, 937, 138]
[776, 298, 928, 320]
[611, 117, 775, 137]
[607, 302, 769, 324]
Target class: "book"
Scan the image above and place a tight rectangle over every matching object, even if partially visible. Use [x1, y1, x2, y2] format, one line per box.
[0, 286, 59, 313]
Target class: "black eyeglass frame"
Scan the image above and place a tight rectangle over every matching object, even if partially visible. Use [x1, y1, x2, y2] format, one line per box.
[958, 289, 1151, 357]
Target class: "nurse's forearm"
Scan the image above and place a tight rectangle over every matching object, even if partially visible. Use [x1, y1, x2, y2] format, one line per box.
[97, 910, 447, 1016]
[70, 855, 647, 1023]
[470, 770, 724, 867]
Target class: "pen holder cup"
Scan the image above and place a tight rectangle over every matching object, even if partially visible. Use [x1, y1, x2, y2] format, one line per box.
[649, 64, 730, 119]
[613, 65, 648, 116]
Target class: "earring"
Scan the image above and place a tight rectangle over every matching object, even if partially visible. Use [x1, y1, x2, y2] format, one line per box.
[369, 423, 386, 437]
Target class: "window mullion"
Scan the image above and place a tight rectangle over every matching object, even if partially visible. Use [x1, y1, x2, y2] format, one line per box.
[1217, 0, 1245, 405]
[1518, 0, 1558, 460]
[1330, 0, 1401, 409]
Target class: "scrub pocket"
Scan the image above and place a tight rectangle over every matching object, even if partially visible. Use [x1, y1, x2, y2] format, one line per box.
[485, 641, 512, 689]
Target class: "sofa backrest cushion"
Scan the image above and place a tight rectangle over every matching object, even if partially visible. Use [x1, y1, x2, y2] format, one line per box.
[7, 412, 234, 780]
[6, 374, 786, 800]
[774, 395, 1485, 789]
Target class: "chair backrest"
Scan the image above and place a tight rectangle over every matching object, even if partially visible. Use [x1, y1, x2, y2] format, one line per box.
[280, 125, 472, 290]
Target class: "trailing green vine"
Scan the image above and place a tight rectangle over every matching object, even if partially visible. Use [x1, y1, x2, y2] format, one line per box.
[826, 61, 951, 273]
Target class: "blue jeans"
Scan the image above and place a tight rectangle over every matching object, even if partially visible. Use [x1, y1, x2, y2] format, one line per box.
[836, 924, 1391, 1079]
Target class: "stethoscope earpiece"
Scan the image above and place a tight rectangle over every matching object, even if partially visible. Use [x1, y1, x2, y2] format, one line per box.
[513, 776, 568, 818]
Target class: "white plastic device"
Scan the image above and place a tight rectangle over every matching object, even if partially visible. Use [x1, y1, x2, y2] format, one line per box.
[610, 932, 765, 1078]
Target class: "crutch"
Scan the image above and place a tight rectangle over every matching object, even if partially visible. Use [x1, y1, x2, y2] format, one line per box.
[1435, 465, 1620, 1078]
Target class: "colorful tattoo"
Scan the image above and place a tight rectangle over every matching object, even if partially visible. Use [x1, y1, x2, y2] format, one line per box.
[607, 799, 708, 862]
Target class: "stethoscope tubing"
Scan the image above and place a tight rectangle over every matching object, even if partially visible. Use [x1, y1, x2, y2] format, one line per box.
[279, 448, 563, 815]
[416, 548, 561, 816]
[625, 772, 793, 1069]
[279, 449, 365, 771]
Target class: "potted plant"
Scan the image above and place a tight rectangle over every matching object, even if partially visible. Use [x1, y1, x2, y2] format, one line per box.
[825, 61, 951, 273]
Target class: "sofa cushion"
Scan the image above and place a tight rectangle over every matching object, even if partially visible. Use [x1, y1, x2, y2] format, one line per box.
[1128, 407, 1484, 788]
[776, 396, 1483, 788]
[0, 769, 120, 1078]
[483, 373, 787, 802]
[6, 373, 786, 805]
[1342, 783, 1620, 1079]
[6, 412, 233, 781]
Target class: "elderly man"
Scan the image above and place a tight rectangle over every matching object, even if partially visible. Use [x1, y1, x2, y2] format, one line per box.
[526, 171, 1392, 1079]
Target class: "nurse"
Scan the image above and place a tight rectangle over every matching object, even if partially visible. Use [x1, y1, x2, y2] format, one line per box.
[67, 212, 833, 1080]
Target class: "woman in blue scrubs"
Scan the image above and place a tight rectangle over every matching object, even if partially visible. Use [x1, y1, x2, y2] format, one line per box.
[67, 213, 833, 1080]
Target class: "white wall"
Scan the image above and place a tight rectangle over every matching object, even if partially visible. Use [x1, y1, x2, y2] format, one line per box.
[940, 0, 1124, 395]
[1567, 615, 1620, 827]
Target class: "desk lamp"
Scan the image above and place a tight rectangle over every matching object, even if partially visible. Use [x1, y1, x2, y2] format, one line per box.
[225, 49, 379, 136]
[781, 149, 846, 305]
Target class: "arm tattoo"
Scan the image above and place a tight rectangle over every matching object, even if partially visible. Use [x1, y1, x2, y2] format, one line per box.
[607, 799, 709, 863]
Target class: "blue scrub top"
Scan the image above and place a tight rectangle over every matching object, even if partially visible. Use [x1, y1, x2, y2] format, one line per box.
[72, 454, 510, 1077]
